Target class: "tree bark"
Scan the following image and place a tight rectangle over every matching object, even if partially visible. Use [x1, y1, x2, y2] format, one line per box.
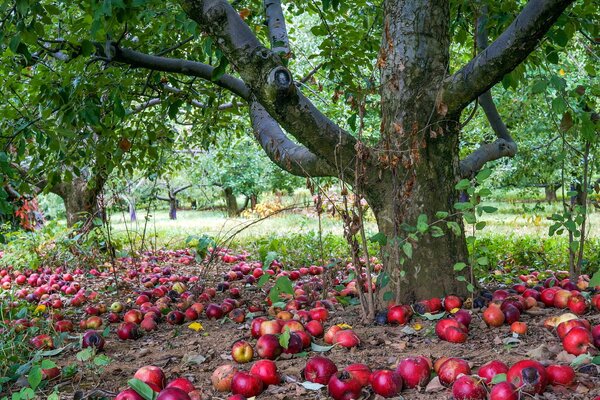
[169, 199, 177, 220]
[224, 187, 239, 217]
[544, 184, 559, 203]
[250, 194, 258, 210]
[371, 0, 469, 302]
[129, 199, 137, 222]
[56, 177, 102, 228]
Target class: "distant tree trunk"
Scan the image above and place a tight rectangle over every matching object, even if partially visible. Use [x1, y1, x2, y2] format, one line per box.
[156, 183, 192, 220]
[544, 184, 559, 203]
[129, 199, 137, 222]
[250, 194, 258, 209]
[224, 187, 239, 217]
[169, 199, 177, 220]
[54, 177, 103, 228]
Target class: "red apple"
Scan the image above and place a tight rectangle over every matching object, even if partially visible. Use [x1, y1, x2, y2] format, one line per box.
[483, 304, 505, 327]
[259, 320, 281, 336]
[344, 363, 371, 387]
[546, 364, 575, 386]
[166, 377, 195, 393]
[230, 371, 263, 397]
[444, 295, 463, 311]
[117, 322, 142, 340]
[438, 358, 470, 386]
[156, 388, 191, 400]
[490, 382, 517, 400]
[562, 326, 593, 355]
[396, 356, 431, 388]
[370, 369, 403, 398]
[124, 309, 143, 325]
[324, 325, 341, 344]
[507, 359, 547, 394]
[249, 359, 280, 386]
[567, 295, 587, 315]
[477, 360, 508, 384]
[333, 329, 360, 348]
[115, 389, 144, 400]
[250, 317, 266, 339]
[452, 375, 486, 400]
[255, 334, 282, 360]
[81, 330, 105, 350]
[387, 304, 413, 325]
[327, 371, 362, 400]
[134, 366, 166, 390]
[511, 321, 527, 335]
[303, 356, 338, 385]
[309, 307, 329, 322]
[305, 320, 323, 337]
[205, 303, 224, 319]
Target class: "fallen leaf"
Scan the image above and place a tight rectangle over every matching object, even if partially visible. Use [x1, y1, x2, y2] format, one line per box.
[526, 344, 553, 360]
[425, 376, 445, 392]
[189, 322, 203, 332]
[299, 381, 325, 391]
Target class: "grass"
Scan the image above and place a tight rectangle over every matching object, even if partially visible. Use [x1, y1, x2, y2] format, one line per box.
[109, 209, 375, 250]
[108, 199, 600, 249]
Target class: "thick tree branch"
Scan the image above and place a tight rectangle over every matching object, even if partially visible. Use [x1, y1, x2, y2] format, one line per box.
[441, 0, 575, 114]
[459, 7, 518, 178]
[156, 195, 170, 201]
[249, 102, 336, 177]
[110, 46, 251, 99]
[179, 0, 357, 177]
[173, 184, 192, 195]
[263, 0, 290, 55]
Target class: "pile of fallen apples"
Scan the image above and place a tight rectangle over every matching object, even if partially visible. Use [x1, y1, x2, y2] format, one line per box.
[2, 248, 600, 399]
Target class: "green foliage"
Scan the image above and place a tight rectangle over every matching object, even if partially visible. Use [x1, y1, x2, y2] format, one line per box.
[0, 220, 109, 271]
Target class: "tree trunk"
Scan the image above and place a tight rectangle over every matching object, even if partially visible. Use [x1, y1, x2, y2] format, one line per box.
[544, 184, 559, 203]
[224, 187, 239, 217]
[250, 194, 258, 210]
[129, 199, 137, 222]
[58, 178, 101, 228]
[169, 198, 177, 220]
[367, 0, 469, 302]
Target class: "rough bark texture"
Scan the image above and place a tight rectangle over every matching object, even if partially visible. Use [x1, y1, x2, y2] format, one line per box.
[373, 0, 469, 301]
[545, 184, 559, 203]
[224, 187, 239, 217]
[54, 178, 102, 228]
[169, 199, 177, 220]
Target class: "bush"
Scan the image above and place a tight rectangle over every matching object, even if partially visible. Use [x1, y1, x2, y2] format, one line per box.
[476, 234, 600, 276]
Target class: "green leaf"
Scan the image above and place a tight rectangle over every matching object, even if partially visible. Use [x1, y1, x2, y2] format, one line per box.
[456, 275, 466, 282]
[455, 179, 470, 190]
[589, 270, 600, 287]
[476, 256, 489, 266]
[475, 168, 492, 183]
[310, 342, 334, 352]
[93, 354, 111, 366]
[531, 80, 548, 94]
[447, 221, 461, 236]
[369, 232, 387, 246]
[76, 348, 93, 362]
[435, 211, 449, 219]
[402, 242, 412, 259]
[257, 274, 270, 288]
[279, 327, 291, 349]
[40, 360, 57, 369]
[420, 312, 446, 320]
[571, 353, 592, 367]
[263, 251, 278, 269]
[28, 366, 42, 391]
[467, 283, 475, 293]
[491, 373, 507, 384]
[129, 378, 157, 400]
[382, 291, 394, 301]
[211, 57, 229, 81]
[475, 221, 486, 230]
[453, 262, 467, 271]
[480, 206, 498, 213]
[416, 214, 428, 233]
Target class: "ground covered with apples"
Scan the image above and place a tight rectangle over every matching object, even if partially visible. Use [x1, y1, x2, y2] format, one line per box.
[1, 248, 600, 400]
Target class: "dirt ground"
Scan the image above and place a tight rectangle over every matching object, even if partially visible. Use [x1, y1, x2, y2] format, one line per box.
[22, 253, 600, 400]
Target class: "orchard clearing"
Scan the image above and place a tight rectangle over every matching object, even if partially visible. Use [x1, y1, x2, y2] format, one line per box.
[2, 247, 600, 400]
